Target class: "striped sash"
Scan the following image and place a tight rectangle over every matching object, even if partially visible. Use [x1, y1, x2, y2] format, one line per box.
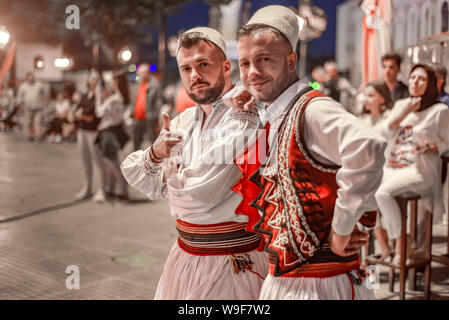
[176, 220, 262, 256]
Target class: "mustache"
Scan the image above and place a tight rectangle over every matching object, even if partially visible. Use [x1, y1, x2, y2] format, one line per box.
[190, 81, 210, 90]
[249, 76, 269, 83]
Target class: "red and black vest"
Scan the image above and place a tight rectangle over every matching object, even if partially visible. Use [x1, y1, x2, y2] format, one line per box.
[233, 89, 376, 278]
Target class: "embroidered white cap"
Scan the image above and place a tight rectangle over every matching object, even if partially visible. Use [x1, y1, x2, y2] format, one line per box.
[177, 27, 227, 56]
[246, 5, 299, 51]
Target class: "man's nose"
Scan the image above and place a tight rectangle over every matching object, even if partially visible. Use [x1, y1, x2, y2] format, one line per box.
[248, 63, 262, 79]
[191, 68, 202, 82]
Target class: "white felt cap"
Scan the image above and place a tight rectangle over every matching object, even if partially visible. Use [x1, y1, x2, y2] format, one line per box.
[246, 5, 299, 51]
[177, 27, 227, 56]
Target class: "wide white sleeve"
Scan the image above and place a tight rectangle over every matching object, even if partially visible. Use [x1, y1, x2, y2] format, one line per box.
[169, 108, 261, 212]
[378, 98, 409, 140]
[120, 146, 166, 200]
[435, 105, 449, 156]
[303, 98, 388, 236]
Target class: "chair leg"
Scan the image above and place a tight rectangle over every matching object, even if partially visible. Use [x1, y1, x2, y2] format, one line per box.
[447, 215, 449, 255]
[424, 211, 433, 299]
[396, 197, 408, 300]
[408, 199, 418, 291]
[389, 268, 395, 292]
[368, 229, 375, 255]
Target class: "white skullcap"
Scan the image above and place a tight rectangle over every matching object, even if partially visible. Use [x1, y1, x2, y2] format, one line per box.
[177, 27, 227, 56]
[246, 5, 299, 51]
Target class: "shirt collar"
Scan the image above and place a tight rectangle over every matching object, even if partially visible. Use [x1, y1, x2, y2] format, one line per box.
[264, 78, 309, 125]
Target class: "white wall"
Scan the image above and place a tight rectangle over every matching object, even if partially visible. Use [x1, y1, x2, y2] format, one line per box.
[16, 42, 64, 81]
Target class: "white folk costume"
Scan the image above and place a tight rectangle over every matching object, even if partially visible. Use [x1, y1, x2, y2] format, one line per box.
[375, 98, 449, 239]
[359, 109, 391, 131]
[121, 100, 268, 299]
[234, 79, 387, 300]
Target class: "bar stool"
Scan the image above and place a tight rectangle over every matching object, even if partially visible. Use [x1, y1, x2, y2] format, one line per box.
[432, 151, 449, 266]
[366, 192, 432, 300]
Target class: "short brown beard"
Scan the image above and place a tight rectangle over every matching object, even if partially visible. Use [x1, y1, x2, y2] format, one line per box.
[187, 71, 225, 105]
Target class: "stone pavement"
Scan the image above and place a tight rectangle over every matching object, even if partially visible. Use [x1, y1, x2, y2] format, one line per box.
[0, 130, 448, 300]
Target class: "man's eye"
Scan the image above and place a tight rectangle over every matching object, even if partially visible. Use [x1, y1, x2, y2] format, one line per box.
[200, 63, 208, 67]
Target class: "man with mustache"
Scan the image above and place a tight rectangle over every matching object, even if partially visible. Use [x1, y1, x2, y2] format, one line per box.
[120, 27, 268, 299]
[229, 5, 387, 299]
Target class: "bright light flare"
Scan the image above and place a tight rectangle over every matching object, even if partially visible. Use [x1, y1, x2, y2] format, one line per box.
[118, 47, 132, 63]
[0, 27, 10, 45]
[54, 57, 72, 69]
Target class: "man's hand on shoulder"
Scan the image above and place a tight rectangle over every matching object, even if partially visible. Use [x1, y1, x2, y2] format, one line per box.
[222, 85, 256, 111]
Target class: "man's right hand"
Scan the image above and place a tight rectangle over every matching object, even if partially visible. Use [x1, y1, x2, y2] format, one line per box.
[222, 85, 256, 111]
[150, 112, 183, 160]
[329, 225, 368, 257]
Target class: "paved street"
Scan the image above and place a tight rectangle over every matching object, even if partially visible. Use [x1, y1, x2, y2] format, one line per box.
[0, 130, 448, 300]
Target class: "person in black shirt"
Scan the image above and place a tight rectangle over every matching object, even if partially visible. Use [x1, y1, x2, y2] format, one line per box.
[73, 70, 106, 200]
[381, 53, 409, 102]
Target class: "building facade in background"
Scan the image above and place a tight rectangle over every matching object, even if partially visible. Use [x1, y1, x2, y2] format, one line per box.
[337, 0, 449, 89]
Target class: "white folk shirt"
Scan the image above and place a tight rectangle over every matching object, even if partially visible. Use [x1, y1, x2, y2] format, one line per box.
[379, 98, 449, 221]
[121, 99, 260, 225]
[359, 109, 391, 132]
[260, 79, 388, 236]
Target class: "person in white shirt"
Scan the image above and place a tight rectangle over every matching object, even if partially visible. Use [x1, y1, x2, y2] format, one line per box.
[47, 92, 70, 143]
[95, 74, 130, 202]
[360, 80, 394, 129]
[226, 5, 387, 300]
[375, 64, 449, 264]
[358, 80, 394, 261]
[17, 71, 48, 141]
[120, 27, 268, 299]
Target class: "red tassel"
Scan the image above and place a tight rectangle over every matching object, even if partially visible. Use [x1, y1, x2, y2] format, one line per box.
[229, 254, 254, 274]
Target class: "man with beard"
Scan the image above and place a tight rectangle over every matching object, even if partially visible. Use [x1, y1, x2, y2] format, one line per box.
[120, 27, 268, 299]
[228, 5, 387, 299]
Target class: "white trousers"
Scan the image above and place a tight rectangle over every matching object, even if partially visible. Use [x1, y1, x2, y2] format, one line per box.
[375, 167, 431, 240]
[76, 129, 105, 192]
[154, 242, 268, 300]
[260, 273, 376, 300]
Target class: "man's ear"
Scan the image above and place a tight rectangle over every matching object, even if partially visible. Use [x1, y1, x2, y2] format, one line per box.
[287, 51, 297, 73]
[223, 59, 232, 77]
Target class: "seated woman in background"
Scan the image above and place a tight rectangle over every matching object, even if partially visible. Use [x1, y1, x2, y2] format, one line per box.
[375, 64, 449, 264]
[359, 80, 394, 260]
[360, 80, 394, 129]
[47, 92, 70, 143]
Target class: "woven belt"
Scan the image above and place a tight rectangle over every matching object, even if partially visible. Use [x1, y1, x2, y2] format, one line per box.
[272, 244, 361, 278]
[176, 220, 262, 256]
